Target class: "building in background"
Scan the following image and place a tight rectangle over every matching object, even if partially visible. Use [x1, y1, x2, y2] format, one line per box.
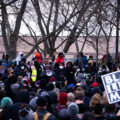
[0, 36, 118, 60]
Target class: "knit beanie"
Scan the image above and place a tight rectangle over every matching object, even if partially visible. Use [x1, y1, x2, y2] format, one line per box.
[1, 97, 13, 109]
[91, 82, 99, 87]
[36, 96, 47, 107]
[59, 92, 68, 105]
[11, 83, 19, 94]
[49, 77, 56, 82]
[67, 93, 75, 105]
[68, 102, 79, 117]
[29, 97, 38, 111]
[48, 91, 58, 104]
[2, 62, 7, 67]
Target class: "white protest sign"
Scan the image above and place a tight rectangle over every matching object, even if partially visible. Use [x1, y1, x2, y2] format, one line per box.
[101, 71, 120, 104]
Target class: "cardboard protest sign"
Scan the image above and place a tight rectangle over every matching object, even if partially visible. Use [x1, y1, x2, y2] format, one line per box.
[101, 71, 120, 104]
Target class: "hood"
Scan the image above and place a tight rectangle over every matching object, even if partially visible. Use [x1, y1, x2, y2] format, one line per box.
[18, 52, 24, 58]
[35, 52, 41, 57]
[68, 102, 79, 117]
[29, 97, 38, 111]
[35, 52, 42, 63]
[16, 52, 24, 65]
[48, 91, 58, 104]
[18, 90, 30, 103]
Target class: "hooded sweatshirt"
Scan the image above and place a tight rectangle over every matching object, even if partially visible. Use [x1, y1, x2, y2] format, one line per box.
[15, 52, 24, 65]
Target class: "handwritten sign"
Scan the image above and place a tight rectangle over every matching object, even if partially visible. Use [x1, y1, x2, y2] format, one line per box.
[101, 71, 120, 104]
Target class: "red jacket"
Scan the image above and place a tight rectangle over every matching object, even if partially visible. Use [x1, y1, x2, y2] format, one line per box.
[56, 56, 65, 65]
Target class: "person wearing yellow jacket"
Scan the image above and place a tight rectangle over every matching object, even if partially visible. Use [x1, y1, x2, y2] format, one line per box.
[31, 61, 37, 82]
[30, 61, 37, 88]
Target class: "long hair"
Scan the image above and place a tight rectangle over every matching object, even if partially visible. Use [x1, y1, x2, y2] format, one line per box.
[90, 93, 102, 108]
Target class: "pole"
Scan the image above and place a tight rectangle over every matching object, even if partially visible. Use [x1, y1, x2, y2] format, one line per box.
[116, 0, 120, 65]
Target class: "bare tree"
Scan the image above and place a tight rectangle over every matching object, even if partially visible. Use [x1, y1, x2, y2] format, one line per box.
[0, 0, 18, 9]
[27, 0, 107, 59]
[1, 0, 28, 60]
[0, 0, 117, 61]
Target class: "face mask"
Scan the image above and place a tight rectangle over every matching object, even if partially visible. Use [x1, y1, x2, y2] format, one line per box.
[21, 66, 25, 70]
[77, 69, 80, 72]
[59, 66, 64, 69]
[82, 68, 85, 72]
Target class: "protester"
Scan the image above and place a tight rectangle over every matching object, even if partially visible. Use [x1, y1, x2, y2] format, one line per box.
[57, 109, 71, 120]
[82, 112, 95, 120]
[34, 52, 43, 63]
[67, 92, 75, 105]
[0, 51, 120, 120]
[0, 97, 13, 120]
[33, 96, 56, 120]
[54, 62, 66, 82]
[15, 52, 24, 65]
[56, 52, 65, 65]
[56, 92, 68, 112]
[66, 61, 76, 85]
[74, 52, 88, 69]
[93, 103, 103, 120]
[18, 103, 34, 120]
[68, 102, 80, 120]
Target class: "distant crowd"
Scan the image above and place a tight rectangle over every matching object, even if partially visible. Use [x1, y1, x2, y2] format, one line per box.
[0, 51, 120, 120]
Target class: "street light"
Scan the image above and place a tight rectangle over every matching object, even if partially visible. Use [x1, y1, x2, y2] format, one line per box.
[116, 0, 120, 65]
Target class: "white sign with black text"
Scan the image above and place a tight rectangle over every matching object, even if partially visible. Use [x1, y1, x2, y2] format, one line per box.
[101, 71, 120, 104]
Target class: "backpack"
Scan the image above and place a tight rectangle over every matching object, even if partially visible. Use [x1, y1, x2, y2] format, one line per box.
[33, 112, 51, 120]
[0, 109, 8, 120]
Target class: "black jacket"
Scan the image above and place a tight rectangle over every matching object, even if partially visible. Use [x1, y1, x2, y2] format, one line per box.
[102, 113, 120, 120]
[0, 108, 11, 120]
[9, 103, 22, 120]
[54, 68, 66, 82]
[65, 67, 76, 85]
[36, 109, 56, 120]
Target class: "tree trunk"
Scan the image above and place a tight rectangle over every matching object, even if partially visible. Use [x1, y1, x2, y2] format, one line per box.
[80, 37, 87, 52]
[96, 38, 99, 69]
[106, 39, 110, 65]
[8, 36, 17, 60]
[75, 39, 80, 58]
[1, 0, 28, 60]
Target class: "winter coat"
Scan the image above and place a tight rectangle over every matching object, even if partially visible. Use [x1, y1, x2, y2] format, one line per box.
[16, 63, 28, 77]
[9, 103, 22, 120]
[71, 116, 81, 120]
[65, 67, 76, 85]
[56, 56, 65, 65]
[35, 109, 56, 120]
[0, 108, 11, 120]
[102, 113, 120, 120]
[82, 56, 88, 68]
[15, 52, 24, 65]
[56, 105, 67, 112]
[77, 103, 91, 114]
[4, 77, 18, 103]
[54, 68, 66, 81]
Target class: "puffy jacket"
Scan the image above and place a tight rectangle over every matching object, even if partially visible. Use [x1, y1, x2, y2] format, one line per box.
[56, 56, 65, 65]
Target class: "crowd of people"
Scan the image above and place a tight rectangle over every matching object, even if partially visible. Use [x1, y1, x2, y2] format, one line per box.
[0, 51, 120, 120]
